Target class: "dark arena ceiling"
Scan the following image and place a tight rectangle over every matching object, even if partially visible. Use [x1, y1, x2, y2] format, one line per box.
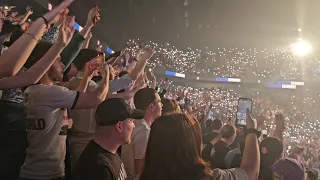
[2, 0, 320, 50]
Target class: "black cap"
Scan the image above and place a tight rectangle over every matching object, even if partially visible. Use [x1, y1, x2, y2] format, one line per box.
[95, 98, 145, 126]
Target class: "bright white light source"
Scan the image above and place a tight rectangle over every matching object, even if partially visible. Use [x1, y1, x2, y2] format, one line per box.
[298, 28, 302, 32]
[291, 40, 312, 56]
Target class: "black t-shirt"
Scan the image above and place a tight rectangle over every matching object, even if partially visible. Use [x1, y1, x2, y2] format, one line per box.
[202, 132, 219, 144]
[202, 140, 231, 169]
[73, 140, 127, 180]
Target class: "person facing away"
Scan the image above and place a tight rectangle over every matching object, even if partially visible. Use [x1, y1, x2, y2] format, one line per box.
[202, 124, 237, 169]
[202, 119, 223, 144]
[121, 88, 163, 180]
[72, 98, 145, 180]
[20, 42, 110, 180]
[140, 111, 260, 180]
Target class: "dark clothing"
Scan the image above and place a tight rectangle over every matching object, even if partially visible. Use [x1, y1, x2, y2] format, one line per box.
[0, 101, 28, 180]
[258, 166, 273, 180]
[202, 132, 219, 144]
[202, 140, 231, 169]
[73, 140, 127, 180]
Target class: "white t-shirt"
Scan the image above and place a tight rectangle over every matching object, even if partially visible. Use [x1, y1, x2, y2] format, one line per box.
[121, 119, 150, 180]
[20, 84, 78, 179]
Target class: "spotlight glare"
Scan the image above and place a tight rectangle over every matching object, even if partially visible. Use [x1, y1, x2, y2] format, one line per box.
[298, 28, 302, 32]
[291, 40, 312, 56]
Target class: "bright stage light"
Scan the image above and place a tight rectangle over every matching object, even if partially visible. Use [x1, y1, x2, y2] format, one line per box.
[291, 40, 312, 56]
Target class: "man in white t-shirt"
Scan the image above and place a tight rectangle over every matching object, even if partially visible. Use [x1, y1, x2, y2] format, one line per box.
[67, 48, 154, 169]
[121, 88, 162, 180]
[20, 42, 110, 180]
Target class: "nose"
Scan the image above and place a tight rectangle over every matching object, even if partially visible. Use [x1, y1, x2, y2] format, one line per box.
[60, 62, 65, 69]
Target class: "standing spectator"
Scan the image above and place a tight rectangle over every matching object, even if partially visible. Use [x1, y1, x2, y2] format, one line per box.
[258, 137, 284, 180]
[121, 88, 163, 180]
[19, 43, 110, 180]
[72, 98, 145, 179]
[67, 48, 152, 169]
[272, 158, 306, 180]
[202, 124, 237, 169]
[140, 109, 260, 180]
[202, 119, 223, 144]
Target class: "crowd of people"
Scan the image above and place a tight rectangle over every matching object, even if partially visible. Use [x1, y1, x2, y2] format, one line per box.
[126, 39, 320, 80]
[0, 1, 319, 180]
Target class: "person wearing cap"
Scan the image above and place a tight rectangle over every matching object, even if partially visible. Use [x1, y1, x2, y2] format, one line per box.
[121, 87, 163, 180]
[72, 98, 145, 180]
[67, 48, 153, 169]
[258, 137, 284, 180]
[272, 158, 306, 180]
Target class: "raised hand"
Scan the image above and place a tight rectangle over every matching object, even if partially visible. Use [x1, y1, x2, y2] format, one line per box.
[56, 16, 75, 47]
[246, 109, 257, 129]
[136, 49, 155, 61]
[42, 0, 74, 25]
[84, 57, 100, 79]
[99, 63, 110, 79]
[26, 6, 33, 15]
[86, 7, 100, 26]
[275, 113, 285, 132]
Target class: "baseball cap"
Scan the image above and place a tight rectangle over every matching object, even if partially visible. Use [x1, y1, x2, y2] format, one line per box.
[95, 98, 145, 126]
[272, 158, 305, 180]
[260, 137, 283, 167]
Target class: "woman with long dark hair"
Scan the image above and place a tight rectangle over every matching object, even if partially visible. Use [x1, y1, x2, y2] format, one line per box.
[140, 111, 260, 180]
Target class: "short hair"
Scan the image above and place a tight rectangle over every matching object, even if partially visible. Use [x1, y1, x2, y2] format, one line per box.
[24, 42, 53, 69]
[73, 49, 100, 71]
[161, 99, 180, 115]
[134, 88, 158, 111]
[212, 119, 223, 131]
[221, 124, 236, 139]
[119, 70, 129, 78]
[205, 120, 213, 128]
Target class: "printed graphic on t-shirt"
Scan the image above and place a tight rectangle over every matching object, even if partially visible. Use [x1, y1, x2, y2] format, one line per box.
[118, 163, 127, 180]
[26, 118, 46, 131]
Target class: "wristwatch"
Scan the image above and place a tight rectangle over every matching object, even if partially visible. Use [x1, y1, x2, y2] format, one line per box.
[245, 128, 261, 138]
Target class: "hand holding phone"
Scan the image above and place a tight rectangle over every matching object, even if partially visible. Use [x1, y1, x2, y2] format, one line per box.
[236, 98, 253, 127]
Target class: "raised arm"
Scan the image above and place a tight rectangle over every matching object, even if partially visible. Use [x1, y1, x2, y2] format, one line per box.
[240, 109, 260, 180]
[0, 0, 74, 78]
[82, 32, 92, 49]
[0, 16, 75, 89]
[62, 6, 100, 71]
[14, 6, 33, 25]
[149, 70, 157, 89]
[129, 49, 155, 80]
[73, 63, 109, 109]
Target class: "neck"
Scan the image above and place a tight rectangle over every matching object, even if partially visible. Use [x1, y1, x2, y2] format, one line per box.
[221, 138, 232, 146]
[144, 113, 154, 127]
[93, 135, 121, 154]
[78, 71, 86, 78]
[39, 75, 54, 85]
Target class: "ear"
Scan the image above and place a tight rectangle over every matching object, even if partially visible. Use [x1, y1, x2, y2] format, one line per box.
[115, 121, 123, 133]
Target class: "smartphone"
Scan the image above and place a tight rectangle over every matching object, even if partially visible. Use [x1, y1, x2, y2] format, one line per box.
[208, 111, 214, 119]
[236, 98, 253, 127]
[97, 52, 105, 65]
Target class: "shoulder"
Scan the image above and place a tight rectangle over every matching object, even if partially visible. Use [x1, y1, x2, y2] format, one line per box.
[212, 168, 248, 180]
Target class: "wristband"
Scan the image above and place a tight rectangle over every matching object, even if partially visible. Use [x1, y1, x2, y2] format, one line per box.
[133, 58, 138, 62]
[245, 128, 261, 138]
[40, 16, 49, 28]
